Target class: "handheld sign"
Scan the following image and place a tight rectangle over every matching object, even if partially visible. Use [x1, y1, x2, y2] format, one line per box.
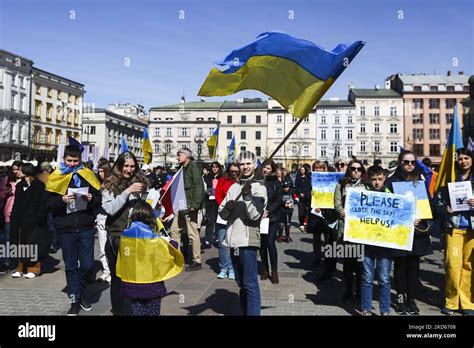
[311, 172, 344, 209]
[448, 181, 473, 212]
[392, 180, 432, 219]
[343, 188, 416, 251]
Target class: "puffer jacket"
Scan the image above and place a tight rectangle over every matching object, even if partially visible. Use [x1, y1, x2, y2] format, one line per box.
[218, 174, 267, 248]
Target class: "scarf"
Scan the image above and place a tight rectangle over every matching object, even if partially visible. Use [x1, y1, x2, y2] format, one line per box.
[59, 163, 83, 188]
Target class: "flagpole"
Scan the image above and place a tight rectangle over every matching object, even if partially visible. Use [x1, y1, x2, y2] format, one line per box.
[268, 117, 304, 160]
[158, 166, 183, 204]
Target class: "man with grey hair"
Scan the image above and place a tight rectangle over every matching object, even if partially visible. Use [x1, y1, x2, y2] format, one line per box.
[171, 147, 205, 271]
[218, 151, 267, 315]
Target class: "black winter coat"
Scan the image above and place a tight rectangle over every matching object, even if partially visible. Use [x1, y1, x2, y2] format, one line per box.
[10, 179, 50, 261]
[295, 173, 311, 199]
[265, 175, 283, 223]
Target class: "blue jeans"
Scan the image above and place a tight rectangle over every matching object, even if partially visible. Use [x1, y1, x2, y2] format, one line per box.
[216, 224, 234, 274]
[58, 229, 95, 304]
[231, 246, 261, 316]
[361, 245, 392, 314]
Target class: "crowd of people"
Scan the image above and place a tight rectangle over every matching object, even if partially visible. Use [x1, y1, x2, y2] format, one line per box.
[0, 145, 472, 317]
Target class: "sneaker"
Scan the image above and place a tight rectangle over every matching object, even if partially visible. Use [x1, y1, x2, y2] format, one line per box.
[462, 309, 474, 316]
[299, 225, 305, 232]
[24, 272, 37, 279]
[228, 271, 235, 280]
[395, 302, 407, 315]
[407, 300, 420, 315]
[80, 300, 92, 311]
[441, 307, 454, 315]
[361, 310, 372, 316]
[217, 271, 227, 279]
[67, 303, 80, 316]
[11, 271, 22, 278]
[0, 264, 7, 275]
[185, 262, 202, 272]
[202, 241, 212, 250]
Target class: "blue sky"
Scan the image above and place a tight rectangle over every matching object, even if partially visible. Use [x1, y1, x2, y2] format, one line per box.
[1, 0, 472, 110]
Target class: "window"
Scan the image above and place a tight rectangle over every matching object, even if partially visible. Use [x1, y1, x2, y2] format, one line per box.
[58, 91, 62, 100]
[180, 128, 189, 137]
[292, 116, 297, 123]
[256, 146, 261, 156]
[413, 129, 423, 140]
[320, 146, 327, 158]
[360, 106, 365, 116]
[197, 143, 202, 154]
[240, 146, 246, 152]
[226, 131, 232, 140]
[304, 129, 309, 137]
[255, 131, 261, 140]
[320, 129, 326, 140]
[348, 115, 353, 123]
[55, 130, 62, 145]
[335, 147, 340, 158]
[47, 103, 53, 120]
[413, 99, 423, 109]
[412, 114, 423, 124]
[165, 143, 172, 153]
[374, 106, 380, 116]
[447, 86, 455, 92]
[414, 86, 422, 92]
[291, 145, 298, 156]
[335, 115, 340, 124]
[374, 141, 380, 153]
[360, 123, 366, 133]
[90, 126, 96, 135]
[464, 86, 470, 92]
[430, 86, 438, 92]
[208, 128, 215, 136]
[154, 143, 160, 153]
[277, 128, 283, 138]
[48, 88, 53, 97]
[35, 101, 42, 118]
[360, 141, 366, 152]
[256, 115, 261, 124]
[446, 99, 456, 109]
[227, 115, 232, 124]
[374, 123, 380, 133]
[347, 146, 353, 157]
[241, 131, 246, 140]
[446, 113, 454, 124]
[390, 142, 398, 152]
[347, 129, 353, 139]
[197, 128, 203, 136]
[154, 128, 160, 137]
[166, 128, 172, 136]
[429, 144, 440, 156]
[390, 106, 397, 116]
[429, 99, 440, 109]
[429, 129, 440, 139]
[413, 144, 424, 156]
[304, 116, 309, 123]
[277, 115, 283, 123]
[390, 124, 398, 133]
[321, 115, 326, 124]
[335, 129, 340, 140]
[35, 84, 41, 95]
[303, 145, 310, 157]
[429, 113, 440, 124]
[241, 115, 246, 124]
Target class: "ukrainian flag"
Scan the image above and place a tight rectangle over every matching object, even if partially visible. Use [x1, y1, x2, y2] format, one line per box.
[227, 135, 236, 165]
[142, 127, 153, 164]
[198, 32, 365, 118]
[434, 106, 464, 191]
[207, 127, 219, 159]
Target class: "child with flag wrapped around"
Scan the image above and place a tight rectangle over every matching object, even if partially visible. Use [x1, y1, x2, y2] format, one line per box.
[116, 200, 184, 316]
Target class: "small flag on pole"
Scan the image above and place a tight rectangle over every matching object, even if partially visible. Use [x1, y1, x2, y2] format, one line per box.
[120, 136, 129, 153]
[207, 128, 219, 159]
[142, 128, 153, 164]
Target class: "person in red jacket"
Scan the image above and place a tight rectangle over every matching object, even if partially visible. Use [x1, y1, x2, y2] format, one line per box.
[214, 162, 240, 279]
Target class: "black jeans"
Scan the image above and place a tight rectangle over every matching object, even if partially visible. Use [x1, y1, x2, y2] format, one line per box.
[105, 236, 131, 315]
[205, 200, 218, 243]
[308, 215, 328, 260]
[343, 257, 362, 296]
[260, 221, 278, 273]
[394, 255, 420, 301]
[297, 198, 309, 226]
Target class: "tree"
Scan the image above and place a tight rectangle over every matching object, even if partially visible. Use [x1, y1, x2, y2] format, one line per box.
[154, 140, 174, 168]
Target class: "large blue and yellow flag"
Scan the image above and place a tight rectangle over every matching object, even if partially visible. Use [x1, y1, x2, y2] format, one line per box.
[198, 32, 365, 118]
[142, 127, 153, 164]
[207, 127, 219, 159]
[434, 106, 464, 192]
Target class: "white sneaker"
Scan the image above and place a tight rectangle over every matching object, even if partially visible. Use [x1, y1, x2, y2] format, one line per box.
[24, 272, 37, 279]
[105, 275, 111, 283]
[11, 271, 23, 278]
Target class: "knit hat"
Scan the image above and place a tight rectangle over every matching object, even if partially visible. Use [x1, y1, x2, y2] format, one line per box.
[177, 147, 194, 160]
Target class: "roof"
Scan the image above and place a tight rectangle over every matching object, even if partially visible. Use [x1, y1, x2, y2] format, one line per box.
[396, 74, 469, 85]
[85, 108, 148, 126]
[350, 88, 402, 98]
[32, 67, 85, 87]
[0, 49, 34, 64]
[150, 102, 224, 110]
[221, 100, 268, 109]
[317, 100, 354, 107]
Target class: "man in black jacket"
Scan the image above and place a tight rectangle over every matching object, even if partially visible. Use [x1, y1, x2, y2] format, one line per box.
[45, 145, 102, 316]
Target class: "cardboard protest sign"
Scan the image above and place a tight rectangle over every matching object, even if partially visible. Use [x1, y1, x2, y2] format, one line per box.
[392, 180, 432, 219]
[311, 172, 344, 209]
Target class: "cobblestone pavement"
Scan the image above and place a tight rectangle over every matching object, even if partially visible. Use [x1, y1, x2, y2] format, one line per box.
[0, 225, 448, 316]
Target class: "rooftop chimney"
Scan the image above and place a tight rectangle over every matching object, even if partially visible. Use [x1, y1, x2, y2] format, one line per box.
[447, 71, 451, 76]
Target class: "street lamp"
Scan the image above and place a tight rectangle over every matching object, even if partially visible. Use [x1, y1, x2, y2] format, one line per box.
[194, 133, 205, 167]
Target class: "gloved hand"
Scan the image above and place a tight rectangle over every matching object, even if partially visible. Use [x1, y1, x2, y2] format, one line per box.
[225, 200, 236, 210]
[241, 182, 252, 196]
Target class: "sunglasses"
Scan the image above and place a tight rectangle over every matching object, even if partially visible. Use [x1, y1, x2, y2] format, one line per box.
[403, 160, 416, 166]
[350, 166, 362, 172]
[336, 163, 345, 168]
